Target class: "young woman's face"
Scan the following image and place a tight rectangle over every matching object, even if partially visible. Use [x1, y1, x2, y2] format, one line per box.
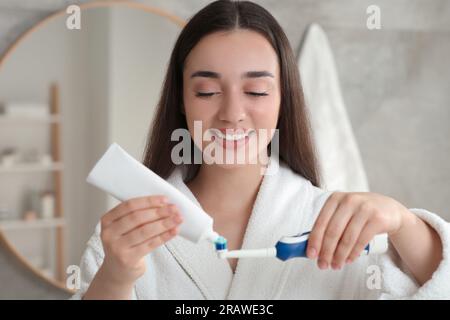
[183, 29, 281, 168]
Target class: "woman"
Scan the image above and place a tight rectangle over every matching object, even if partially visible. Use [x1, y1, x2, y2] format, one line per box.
[73, 0, 449, 299]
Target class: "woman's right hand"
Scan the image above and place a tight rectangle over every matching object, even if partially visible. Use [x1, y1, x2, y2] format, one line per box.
[98, 195, 183, 288]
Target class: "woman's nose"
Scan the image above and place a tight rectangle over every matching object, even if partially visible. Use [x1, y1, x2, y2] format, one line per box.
[218, 92, 246, 124]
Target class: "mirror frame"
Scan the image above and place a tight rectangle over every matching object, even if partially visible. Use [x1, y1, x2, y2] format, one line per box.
[0, 0, 185, 294]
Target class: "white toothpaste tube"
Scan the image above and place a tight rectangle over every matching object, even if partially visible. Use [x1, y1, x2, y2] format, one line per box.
[86, 143, 220, 244]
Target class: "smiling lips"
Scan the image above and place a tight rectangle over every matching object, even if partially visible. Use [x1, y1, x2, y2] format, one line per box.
[210, 128, 255, 149]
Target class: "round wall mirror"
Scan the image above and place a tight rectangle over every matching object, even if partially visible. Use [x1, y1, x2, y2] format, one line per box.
[0, 1, 184, 293]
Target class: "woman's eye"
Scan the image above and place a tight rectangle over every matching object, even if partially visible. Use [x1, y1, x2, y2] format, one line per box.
[195, 92, 217, 97]
[195, 91, 268, 98]
[246, 92, 268, 97]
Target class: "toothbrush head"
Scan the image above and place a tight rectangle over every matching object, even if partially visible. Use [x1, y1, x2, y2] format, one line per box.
[214, 236, 228, 251]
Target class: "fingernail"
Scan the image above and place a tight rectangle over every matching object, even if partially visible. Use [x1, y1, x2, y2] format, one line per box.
[318, 260, 328, 270]
[331, 262, 342, 270]
[345, 258, 352, 264]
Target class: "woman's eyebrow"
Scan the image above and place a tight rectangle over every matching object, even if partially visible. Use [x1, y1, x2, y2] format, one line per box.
[243, 71, 274, 79]
[190, 70, 274, 79]
[190, 70, 220, 79]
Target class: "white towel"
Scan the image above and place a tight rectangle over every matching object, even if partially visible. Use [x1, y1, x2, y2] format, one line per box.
[298, 23, 369, 192]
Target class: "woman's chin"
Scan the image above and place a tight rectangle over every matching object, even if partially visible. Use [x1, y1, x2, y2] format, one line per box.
[212, 161, 253, 170]
[202, 150, 264, 169]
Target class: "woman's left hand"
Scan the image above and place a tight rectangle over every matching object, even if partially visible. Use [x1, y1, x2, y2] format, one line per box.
[306, 192, 412, 270]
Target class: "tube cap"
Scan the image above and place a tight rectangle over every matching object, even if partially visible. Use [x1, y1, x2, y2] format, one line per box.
[199, 228, 220, 243]
[368, 233, 389, 254]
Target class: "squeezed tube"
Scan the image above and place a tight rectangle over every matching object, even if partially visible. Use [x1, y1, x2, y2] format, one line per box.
[86, 143, 220, 244]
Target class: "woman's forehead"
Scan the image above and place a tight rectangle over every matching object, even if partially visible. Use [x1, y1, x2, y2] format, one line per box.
[184, 30, 279, 77]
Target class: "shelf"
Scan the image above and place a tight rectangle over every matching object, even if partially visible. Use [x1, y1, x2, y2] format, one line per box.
[0, 162, 63, 173]
[0, 114, 61, 124]
[0, 217, 65, 231]
[0, 84, 66, 282]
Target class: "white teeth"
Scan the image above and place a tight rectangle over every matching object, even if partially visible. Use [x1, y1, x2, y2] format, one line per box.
[213, 130, 254, 141]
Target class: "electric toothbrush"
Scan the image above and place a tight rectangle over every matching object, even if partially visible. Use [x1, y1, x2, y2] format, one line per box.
[215, 232, 388, 261]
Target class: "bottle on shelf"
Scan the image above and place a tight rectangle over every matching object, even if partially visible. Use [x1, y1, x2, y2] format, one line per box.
[23, 210, 37, 221]
[40, 191, 55, 220]
[23, 189, 41, 221]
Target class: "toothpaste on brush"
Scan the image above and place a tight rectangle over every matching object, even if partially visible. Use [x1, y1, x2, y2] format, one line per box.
[86, 143, 220, 244]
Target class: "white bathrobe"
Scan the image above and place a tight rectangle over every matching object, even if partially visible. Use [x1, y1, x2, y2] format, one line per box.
[71, 156, 450, 300]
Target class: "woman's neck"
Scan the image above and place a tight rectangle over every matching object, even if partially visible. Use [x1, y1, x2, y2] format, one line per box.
[186, 162, 267, 219]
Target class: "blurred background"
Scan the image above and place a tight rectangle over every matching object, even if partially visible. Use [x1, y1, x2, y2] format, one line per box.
[0, 0, 448, 299]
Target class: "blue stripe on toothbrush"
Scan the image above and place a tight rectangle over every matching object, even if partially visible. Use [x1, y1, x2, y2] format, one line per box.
[275, 232, 370, 261]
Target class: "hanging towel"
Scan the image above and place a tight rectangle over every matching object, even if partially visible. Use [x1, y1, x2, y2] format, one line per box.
[298, 23, 370, 192]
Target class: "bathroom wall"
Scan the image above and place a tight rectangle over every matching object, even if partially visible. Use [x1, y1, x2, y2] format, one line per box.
[0, 0, 449, 298]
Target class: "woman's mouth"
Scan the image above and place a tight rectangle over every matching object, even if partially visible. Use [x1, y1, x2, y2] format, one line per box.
[210, 128, 256, 150]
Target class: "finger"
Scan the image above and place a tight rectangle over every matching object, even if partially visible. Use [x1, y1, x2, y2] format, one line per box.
[102, 195, 168, 227]
[108, 205, 174, 238]
[332, 211, 370, 269]
[131, 226, 179, 258]
[318, 200, 355, 269]
[346, 223, 380, 263]
[117, 209, 183, 248]
[307, 192, 345, 260]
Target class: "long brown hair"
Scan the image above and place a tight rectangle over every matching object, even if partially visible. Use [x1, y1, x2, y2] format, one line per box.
[142, 0, 321, 187]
